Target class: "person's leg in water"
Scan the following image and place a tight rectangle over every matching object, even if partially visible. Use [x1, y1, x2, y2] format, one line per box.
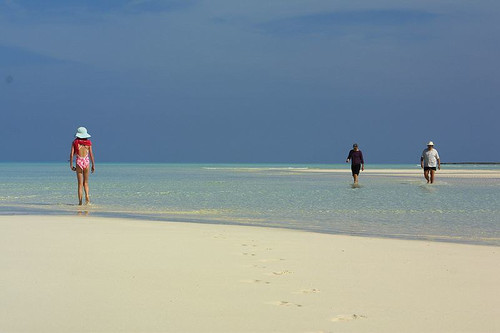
[429, 169, 436, 184]
[424, 168, 430, 183]
[351, 164, 361, 184]
[76, 166, 84, 205]
[83, 167, 90, 204]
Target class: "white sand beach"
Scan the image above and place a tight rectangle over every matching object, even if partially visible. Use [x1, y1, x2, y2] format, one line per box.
[0, 215, 499, 333]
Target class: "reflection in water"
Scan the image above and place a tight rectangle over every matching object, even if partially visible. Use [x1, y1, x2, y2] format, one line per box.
[77, 209, 89, 216]
[418, 184, 437, 194]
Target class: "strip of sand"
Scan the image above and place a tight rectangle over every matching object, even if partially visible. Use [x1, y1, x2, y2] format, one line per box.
[0, 215, 499, 333]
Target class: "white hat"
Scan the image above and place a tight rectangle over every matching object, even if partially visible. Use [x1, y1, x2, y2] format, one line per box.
[75, 127, 91, 139]
[427, 141, 434, 146]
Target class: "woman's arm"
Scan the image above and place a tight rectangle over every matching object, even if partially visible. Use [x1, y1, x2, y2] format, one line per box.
[69, 143, 75, 171]
[89, 146, 95, 173]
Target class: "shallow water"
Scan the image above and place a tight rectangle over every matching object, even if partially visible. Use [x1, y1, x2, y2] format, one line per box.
[1, 163, 499, 245]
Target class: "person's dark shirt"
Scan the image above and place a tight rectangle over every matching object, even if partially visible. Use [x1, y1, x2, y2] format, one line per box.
[347, 150, 364, 165]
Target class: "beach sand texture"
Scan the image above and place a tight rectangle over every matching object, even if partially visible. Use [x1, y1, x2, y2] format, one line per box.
[1, 215, 499, 332]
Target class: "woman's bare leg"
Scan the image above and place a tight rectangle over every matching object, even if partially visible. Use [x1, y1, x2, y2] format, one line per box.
[76, 167, 84, 205]
[83, 167, 90, 204]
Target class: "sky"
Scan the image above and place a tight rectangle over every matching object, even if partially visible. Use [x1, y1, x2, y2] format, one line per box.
[1, 0, 499, 163]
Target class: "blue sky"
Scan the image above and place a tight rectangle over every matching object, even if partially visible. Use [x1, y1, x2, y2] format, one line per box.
[1, 0, 499, 163]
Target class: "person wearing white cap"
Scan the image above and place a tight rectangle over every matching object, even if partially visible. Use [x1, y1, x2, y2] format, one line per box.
[69, 127, 95, 205]
[420, 141, 440, 184]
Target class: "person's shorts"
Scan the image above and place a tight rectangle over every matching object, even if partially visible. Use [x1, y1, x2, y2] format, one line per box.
[351, 164, 361, 175]
[424, 167, 437, 171]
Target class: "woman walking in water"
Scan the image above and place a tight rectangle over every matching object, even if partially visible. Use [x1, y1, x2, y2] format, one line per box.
[69, 127, 95, 205]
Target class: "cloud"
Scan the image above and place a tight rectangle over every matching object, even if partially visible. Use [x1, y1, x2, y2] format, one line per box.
[123, 0, 197, 13]
[0, 44, 67, 66]
[257, 10, 439, 35]
[2, 0, 197, 16]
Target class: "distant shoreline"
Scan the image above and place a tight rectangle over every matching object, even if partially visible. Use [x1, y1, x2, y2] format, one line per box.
[442, 162, 500, 165]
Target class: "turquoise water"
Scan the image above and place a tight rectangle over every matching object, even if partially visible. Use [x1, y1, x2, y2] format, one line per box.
[1, 163, 499, 245]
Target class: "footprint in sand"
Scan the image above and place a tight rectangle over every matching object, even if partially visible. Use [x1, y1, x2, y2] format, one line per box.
[267, 301, 303, 308]
[293, 288, 320, 294]
[242, 264, 267, 269]
[212, 234, 226, 239]
[240, 279, 271, 284]
[259, 258, 286, 263]
[242, 252, 256, 257]
[269, 270, 293, 276]
[331, 314, 367, 322]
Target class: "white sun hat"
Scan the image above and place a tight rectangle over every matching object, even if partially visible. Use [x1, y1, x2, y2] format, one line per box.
[75, 127, 91, 139]
[427, 141, 434, 146]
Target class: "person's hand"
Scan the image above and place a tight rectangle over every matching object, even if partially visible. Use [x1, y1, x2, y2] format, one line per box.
[71, 166, 76, 171]
[438, 165, 441, 170]
[420, 163, 424, 169]
[361, 165, 365, 171]
[91, 166, 95, 173]
[345, 159, 349, 163]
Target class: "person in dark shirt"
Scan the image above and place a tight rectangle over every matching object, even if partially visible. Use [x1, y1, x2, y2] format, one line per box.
[346, 143, 364, 184]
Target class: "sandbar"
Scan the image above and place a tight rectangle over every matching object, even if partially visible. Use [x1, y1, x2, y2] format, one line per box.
[0, 215, 499, 332]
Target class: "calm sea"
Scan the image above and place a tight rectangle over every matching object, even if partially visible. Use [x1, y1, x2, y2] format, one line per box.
[1, 163, 499, 245]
